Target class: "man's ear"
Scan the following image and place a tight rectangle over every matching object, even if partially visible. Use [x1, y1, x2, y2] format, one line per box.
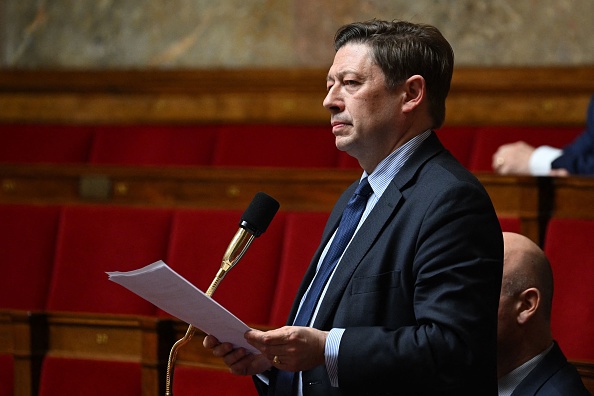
[517, 287, 540, 325]
[401, 74, 426, 113]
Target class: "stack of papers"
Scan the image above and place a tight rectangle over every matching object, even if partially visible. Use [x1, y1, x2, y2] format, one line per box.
[107, 260, 257, 353]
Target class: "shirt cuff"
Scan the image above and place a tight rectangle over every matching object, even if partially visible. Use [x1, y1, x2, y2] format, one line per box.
[529, 146, 563, 175]
[256, 372, 269, 386]
[325, 328, 345, 387]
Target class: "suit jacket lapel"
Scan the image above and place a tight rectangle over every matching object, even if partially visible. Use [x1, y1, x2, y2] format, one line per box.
[311, 132, 445, 329]
[510, 342, 567, 396]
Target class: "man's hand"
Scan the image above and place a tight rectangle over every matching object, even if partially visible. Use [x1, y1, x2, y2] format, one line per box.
[492, 141, 535, 175]
[203, 334, 272, 376]
[245, 327, 328, 373]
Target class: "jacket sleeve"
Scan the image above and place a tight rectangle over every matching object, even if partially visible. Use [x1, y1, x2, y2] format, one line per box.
[552, 94, 594, 175]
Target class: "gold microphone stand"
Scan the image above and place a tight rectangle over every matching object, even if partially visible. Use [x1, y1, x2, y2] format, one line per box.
[164, 228, 255, 395]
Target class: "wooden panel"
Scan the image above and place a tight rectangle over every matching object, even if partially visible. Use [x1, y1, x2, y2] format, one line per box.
[472, 173, 544, 244]
[551, 177, 594, 219]
[0, 67, 593, 125]
[0, 164, 358, 211]
[41, 312, 173, 396]
[11, 311, 44, 396]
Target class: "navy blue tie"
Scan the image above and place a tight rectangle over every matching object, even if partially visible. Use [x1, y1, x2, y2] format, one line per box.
[274, 177, 373, 396]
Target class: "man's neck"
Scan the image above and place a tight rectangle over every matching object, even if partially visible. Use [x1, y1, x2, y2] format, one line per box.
[498, 337, 553, 379]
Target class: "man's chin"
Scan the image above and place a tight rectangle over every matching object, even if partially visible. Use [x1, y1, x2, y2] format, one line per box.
[334, 136, 352, 153]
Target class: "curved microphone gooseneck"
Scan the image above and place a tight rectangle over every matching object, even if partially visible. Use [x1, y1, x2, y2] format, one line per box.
[165, 192, 280, 395]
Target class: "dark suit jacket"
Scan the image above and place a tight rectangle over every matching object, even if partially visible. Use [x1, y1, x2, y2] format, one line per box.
[257, 132, 503, 396]
[510, 342, 590, 396]
[552, 94, 594, 175]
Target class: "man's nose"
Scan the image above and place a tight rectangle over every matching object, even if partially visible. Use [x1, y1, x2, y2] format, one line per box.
[323, 87, 343, 113]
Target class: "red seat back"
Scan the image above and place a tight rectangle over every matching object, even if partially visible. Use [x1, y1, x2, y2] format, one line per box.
[337, 151, 360, 169]
[211, 124, 338, 168]
[468, 126, 583, 172]
[46, 205, 172, 315]
[166, 208, 286, 325]
[268, 211, 328, 327]
[172, 365, 258, 396]
[435, 126, 478, 169]
[0, 125, 94, 164]
[544, 218, 594, 361]
[0, 204, 61, 310]
[90, 125, 218, 166]
[39, 357, 142, 396]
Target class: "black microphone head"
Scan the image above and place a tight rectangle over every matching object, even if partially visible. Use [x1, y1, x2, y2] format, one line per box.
[239, 192, 280, 237]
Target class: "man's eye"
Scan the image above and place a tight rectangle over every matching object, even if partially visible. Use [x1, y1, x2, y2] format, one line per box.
[344, 80, 357, 86]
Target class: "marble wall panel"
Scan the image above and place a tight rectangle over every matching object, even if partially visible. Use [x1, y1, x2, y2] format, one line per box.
[1, 0, 593, 69]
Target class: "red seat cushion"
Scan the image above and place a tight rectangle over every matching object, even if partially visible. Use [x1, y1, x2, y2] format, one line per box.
[544, 218, 594, 361]
[0, 124, 94, 164]
[172, 365, 258, 396]
[211, 124, 338, 168]
[90, 125, 218, 166]
[268, 211, 328, 327]
[46, 205, 172, 315]
[166, 209, 285, 325]
[435, 126, 478, 169]
[39, 357, 142, 396]
[0, 204, 61, 310]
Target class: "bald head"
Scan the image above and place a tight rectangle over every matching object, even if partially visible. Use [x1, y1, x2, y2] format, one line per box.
[501, 232, 553, 320]
[501, 232, 554, 322]
[498, 232, 555, 378]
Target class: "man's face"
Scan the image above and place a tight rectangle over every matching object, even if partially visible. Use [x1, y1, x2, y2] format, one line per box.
[323, 43, 404, 167]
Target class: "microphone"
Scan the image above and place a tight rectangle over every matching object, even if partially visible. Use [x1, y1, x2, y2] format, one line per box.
[205, 192, 280, 295]
[165, 192, 279, 396]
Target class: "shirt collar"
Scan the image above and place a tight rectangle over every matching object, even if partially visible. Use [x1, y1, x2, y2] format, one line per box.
[362, 129, 431, 198]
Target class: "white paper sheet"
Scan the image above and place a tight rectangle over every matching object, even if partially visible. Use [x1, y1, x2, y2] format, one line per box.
[106, 260, 258, 353]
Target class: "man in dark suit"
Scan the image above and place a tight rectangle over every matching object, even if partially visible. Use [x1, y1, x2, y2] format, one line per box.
[497, 232, 590, 395]
[493, 94, 594, 176]
[204, 19, 503, 395]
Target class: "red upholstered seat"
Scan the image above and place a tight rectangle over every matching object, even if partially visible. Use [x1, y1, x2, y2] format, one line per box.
[165, 209, 286, 326]
[172, 365, 258, 396]
[544, 218, 594, 361]
[46, 205, 172, 315]
[468, 126, 582, 172]
[90, 125, 218, 166]
[0, 124, 94, 164]
[0, 205, 62, 396]
[0, 204, 61, 311]
[268, 211, 328, 327]
[38, 357, 142, 396]
[435, 126, 478, 169]
[211, 124, 339, 168]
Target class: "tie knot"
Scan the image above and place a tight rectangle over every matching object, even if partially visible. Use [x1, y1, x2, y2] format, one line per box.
[354, 177, 373, 197]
